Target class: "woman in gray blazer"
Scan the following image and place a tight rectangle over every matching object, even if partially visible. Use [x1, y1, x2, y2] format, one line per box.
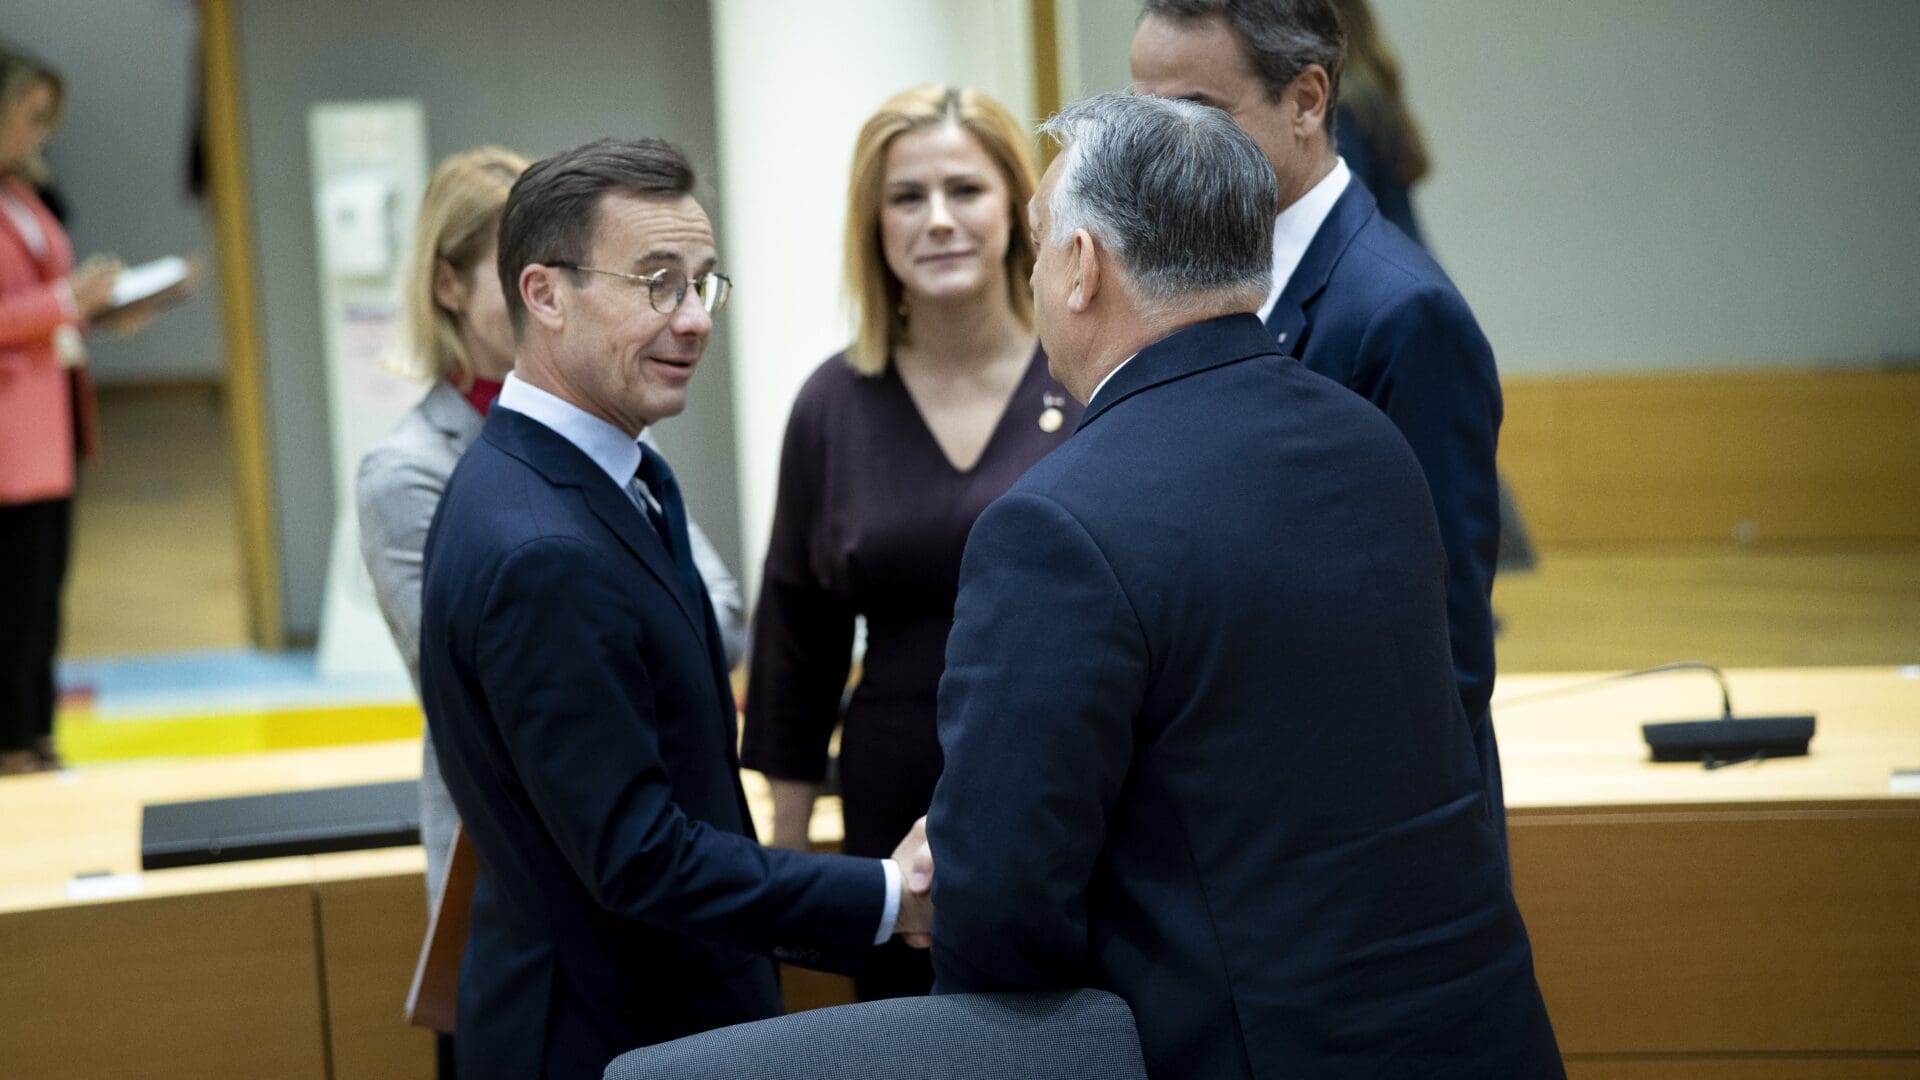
[356, 145, 746, 916]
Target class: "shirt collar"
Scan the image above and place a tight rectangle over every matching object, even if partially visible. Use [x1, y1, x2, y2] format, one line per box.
[1087, 351, 1139, 410]
[495, 372, 642, 492]
[1257, 157, 1351, 322]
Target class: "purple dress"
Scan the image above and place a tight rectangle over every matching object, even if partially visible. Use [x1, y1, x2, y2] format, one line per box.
[743, 347, 1080, 866]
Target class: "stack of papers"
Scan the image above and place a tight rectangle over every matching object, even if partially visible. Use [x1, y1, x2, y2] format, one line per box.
[106, 255, 191, 311]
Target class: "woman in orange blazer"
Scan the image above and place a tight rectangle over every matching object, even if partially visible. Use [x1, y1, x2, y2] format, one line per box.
[0, 45, 120, 775]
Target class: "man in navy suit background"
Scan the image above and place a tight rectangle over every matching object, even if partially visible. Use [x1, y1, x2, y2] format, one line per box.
[1132, 0, 1510, 848]
[926, 94, 1560, 1079]
[418, 138, 929, 1080]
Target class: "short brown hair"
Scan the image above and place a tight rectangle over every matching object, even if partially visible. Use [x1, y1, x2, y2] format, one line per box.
[842, 85, 1038, 377]
[496, 137, 695, 334]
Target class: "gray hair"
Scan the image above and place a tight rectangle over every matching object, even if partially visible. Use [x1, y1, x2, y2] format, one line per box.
[1039, 93, 1275, 311]
[1141, 0, 1345, 132]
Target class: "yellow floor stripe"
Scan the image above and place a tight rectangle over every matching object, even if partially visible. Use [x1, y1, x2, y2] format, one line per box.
[55, 702, 422, 763]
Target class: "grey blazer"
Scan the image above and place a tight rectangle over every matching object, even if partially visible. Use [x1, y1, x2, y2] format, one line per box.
[601, 989, 1147, 1080]
[355, 379, 746, 902]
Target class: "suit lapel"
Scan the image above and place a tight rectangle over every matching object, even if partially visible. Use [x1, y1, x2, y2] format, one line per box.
[485, 409, 744, 795]
[581, 471, 711, 643]
[1263, 177, 1380, 357]
[572, 449, 740, 777]
[0, 180, 70, 274]
[483, 408, 709, 642]
[1264, 301, 1308, 359]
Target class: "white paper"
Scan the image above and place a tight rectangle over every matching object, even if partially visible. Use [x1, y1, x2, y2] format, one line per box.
[320, 173, 396, 276]
[108, 255, 189, 307]
[1892, 770, 1920, 794]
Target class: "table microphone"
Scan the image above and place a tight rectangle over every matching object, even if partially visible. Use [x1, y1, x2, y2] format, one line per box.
[1494, 661, 1816, 769]
[1631, 662, 1816, 768]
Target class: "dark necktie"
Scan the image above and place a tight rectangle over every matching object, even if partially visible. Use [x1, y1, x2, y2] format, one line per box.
[634, 444, 703, 598]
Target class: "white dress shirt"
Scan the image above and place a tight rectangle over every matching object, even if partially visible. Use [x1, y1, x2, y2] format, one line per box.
[494, 373, 904, 943]
[496, 373, 648, 504]
[1088, 351, 1139, 410]
[1257, 157, 1352, 323]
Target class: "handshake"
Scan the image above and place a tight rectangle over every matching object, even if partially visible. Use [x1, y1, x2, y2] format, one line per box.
[889, 816, 935, 948]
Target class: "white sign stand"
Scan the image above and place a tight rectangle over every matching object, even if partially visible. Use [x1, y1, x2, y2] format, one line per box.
[309, 100, 428, 683]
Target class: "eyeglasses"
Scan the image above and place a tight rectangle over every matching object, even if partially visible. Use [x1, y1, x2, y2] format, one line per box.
[548, 262, 732, 315]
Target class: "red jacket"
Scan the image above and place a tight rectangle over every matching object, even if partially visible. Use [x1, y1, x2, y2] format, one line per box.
[0, 177, 98, 505]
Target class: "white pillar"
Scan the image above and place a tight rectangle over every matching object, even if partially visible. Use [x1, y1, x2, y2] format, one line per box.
[710, 0, 1035, 601]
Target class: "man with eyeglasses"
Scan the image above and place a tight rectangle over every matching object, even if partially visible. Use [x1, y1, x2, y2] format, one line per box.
[417, 137, 932, 1080]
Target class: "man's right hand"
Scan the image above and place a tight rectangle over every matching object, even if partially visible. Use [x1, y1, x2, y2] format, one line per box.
[890, 815, 933, 948]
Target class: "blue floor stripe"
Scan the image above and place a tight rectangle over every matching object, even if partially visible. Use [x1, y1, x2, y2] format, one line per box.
[58, 649, 413, 719]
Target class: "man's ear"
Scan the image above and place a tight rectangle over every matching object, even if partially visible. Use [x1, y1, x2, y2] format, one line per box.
[1288, 64, 1332, 141]
[431, 258, 466, 315]
[519, 263, 566, 332]
[1068, 228, 1100, 313]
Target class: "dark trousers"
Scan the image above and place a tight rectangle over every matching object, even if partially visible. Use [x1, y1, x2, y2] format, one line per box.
[837, 703, 941, 1003]
[854, 937, 934, 1002]
[436, 1031, 457, 1080]
[0, 498, 71, 752]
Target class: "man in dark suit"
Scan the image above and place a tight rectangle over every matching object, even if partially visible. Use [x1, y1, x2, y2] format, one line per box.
[418, 138, 929, 1080]
[1132, 0, 1510, 848]
[925, 94, 1561, 1079]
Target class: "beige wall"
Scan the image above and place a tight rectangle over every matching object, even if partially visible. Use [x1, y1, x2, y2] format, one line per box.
[1063, 1, 1920, 374]
[233, 0, 737, 638]
[14, 0, 225, 384]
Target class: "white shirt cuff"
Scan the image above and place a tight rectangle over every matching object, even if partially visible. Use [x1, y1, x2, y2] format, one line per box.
[875, 857, 902, 945]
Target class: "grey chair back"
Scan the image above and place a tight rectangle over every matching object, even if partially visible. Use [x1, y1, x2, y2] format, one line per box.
[603, 988, 1148, 1080]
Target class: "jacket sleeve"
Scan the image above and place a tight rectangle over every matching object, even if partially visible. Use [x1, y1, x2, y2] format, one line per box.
[0, 196, 77, 355]
[355, 444, 443, 688]
[0, 278, 75, 354]
[927, 490, 1148, 992]
[1360, 282, 1502, 721]
[740, 386, 855, 783]
[475, 536, 884, 953]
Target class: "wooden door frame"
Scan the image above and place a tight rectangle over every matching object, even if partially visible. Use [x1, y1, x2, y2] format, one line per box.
[201, 0, 284, 648]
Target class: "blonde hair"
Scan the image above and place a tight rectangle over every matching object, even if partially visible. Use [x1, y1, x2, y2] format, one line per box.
[0, 44, 65, 185]
[400, 146, 530, 382]
[842, 85, 1038, 376]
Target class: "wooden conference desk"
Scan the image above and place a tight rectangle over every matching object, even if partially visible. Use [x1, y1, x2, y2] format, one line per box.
[0, 667, 1914, 1079]
[0, 740, 831, 1080]
[1493, 667, 1920, 1078]
[0, 741, 432, 1079]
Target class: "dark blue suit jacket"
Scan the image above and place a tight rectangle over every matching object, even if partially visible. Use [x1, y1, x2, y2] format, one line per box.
[1266, 178, 1507, 841]
[929, 316, 1560, 1080]
[1335, 107, 1424, 247]
[418, 406, 883, 1080]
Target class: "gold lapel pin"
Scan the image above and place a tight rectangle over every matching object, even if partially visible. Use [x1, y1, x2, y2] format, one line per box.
[1039, 392, 1066, 433]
